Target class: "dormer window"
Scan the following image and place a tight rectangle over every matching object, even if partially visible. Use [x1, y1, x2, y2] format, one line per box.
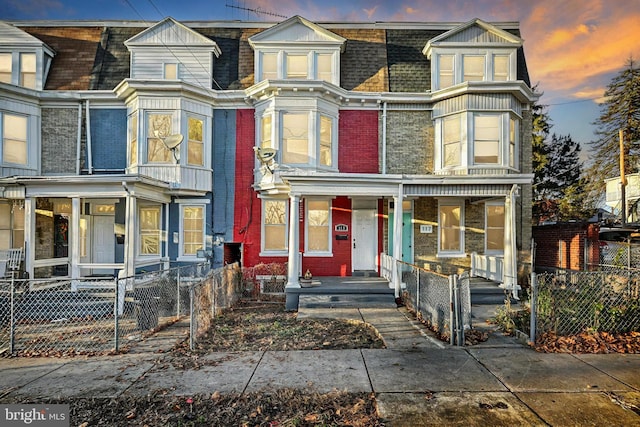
[262, 53, 278, 80]
[164, 63, 178, 79]
[0, 53, 11, 84]
[463, 55, 485, 82]
[286, 54, 308, 79]
[20, 53, 36, 89]
[493, 55, 509, 81]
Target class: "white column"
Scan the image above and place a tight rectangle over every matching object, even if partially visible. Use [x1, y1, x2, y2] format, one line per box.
[24, 197, 35, 279]
[393, 184, 403, 298]
[124, 192, 137, 278]
[502, 184, 520, 299]
[286, 194, 301, 289]
[70, 197, 81, 281]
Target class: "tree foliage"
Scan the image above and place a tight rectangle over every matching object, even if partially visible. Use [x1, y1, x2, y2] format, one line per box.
[585, 58, 640, 206]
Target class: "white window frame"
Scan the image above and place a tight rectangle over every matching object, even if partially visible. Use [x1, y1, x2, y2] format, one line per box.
[493, 54, 509, 81]
[485, 201, 505, 254]
[261, 198, 289, 256]
[304, 198, 332, 255]
[1, 112, 29, 167]
[463, 55, 485, 82]
[0, 53, 12, 84]
[437, 200, 465, 257]
[437, 54, 455, 90]
[138, 205, 162, 257]
[432, 50, 516, 91]
[179, 204, 206, 260]
[255, 49, 338, 84]
[473, 114, 501, 165]
[19, 52, 36, 89]
[509, 116, 518, 169]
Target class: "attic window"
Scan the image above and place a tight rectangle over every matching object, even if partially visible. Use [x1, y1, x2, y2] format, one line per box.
[286, 54, 308, 79]
[0, 53, 11, 84]
[164, 63, 177, 79]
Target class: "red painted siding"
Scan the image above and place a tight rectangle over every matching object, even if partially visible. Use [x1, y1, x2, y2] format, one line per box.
[338, 110, 379, 173]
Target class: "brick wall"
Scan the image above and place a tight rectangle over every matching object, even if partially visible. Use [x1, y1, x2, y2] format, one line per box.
[385, 110, 433, 174]
[338, 110, 379, 173]
[532, 222, 599, 271]
[41, 108, 78, 175]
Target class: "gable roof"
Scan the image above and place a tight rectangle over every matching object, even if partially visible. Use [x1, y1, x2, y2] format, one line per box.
[125, 17, 221, 56]
[0, 21, 55, 56]
[423, 18, 522, 57]
[248, 15, 346, 52]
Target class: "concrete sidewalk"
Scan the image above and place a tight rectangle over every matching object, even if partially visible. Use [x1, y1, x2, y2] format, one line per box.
[1, 307, 639, 426]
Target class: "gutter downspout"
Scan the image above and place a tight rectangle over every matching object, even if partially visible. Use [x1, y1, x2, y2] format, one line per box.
[76, 102, 82, 175]
[382, 101, 387, 174]
[85, 100, 93, 174]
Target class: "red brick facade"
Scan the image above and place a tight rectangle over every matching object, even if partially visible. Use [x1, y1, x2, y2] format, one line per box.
[532, 223, 600, 271]
[338, 110, 379, 173]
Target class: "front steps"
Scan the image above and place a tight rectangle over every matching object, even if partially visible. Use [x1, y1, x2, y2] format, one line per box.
[469, 277, 511, 305]
[298, 293, 396, 309]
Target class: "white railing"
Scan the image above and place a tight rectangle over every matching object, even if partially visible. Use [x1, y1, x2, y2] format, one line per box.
[380, 252, 393, 281]
[470, 252, 503, 282]
[135, 165, 212, 192]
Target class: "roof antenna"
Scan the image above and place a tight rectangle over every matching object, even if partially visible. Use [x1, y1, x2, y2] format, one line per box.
[225, 2, 287, 20]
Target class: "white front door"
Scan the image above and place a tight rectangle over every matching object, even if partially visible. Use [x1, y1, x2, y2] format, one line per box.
[92, 215, 115, 275]
[352, 209, 377, 271]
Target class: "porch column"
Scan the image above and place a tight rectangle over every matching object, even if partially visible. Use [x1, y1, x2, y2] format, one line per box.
[70, 197, 81, 281]
[24, 197, 35, 279]
[124, 192, 137, 278]
[502, 184, 520, 299]
[286, 193, 301, 289]
[393, 184, 403, 298]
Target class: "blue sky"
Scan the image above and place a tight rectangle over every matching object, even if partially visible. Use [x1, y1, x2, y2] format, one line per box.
[2, 0, 639, 161]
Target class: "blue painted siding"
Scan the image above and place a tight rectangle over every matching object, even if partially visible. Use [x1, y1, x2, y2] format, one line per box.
[90, 109, 127, 170]
[212, 109, 237, 267]
[167, 195, 213, 263]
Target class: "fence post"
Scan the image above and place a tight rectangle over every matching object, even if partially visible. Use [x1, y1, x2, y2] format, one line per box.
[415, 266, 421, 315]
[9, 273, 15, 354]
[454, 274, 464, 346]
[528, 272, 537, 346]
[189, 284, 195, 351]
[114, 276, 119, 351]
[176, 267, 181, 319]
[449, 275, 455, 345]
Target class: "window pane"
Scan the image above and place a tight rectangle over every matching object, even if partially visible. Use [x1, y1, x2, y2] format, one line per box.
[187, 117, 204, 166]
[20, 53, 36, 88]
[129, 114, 137, 165]
[439, 55, 454, 88]
[182, 206, 203, 255]
[140, 207, 160, 255]
[463, 56, 484, 81]
[147, 113, 172, 163]
[307, 200, 329, 252]
[317, 54, 332, 81]
[474, 115, 500, 164]
[486, 205, 505, 251]
[443, 115, 460, 167]
[439, 205, 461, 252]
[264, 200, 286, 251]
[261, 115, 272, 148]
[283, 113, 309, 164]
[3, 114, 28, 165]
[509, 118, 516, 168]
[0, 53, 11, 84]
[164, 63, 177, 79]
[287, 55, 307, 79]
[262, 53, 278, 80]
[494, 55, 508, 81]
[320, 115, 332, 166]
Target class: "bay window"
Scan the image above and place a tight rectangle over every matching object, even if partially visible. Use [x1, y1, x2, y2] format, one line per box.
[473, 114, 500, 164]
[181, 205, 204, 257]
[2, 113, 28, 165]
[129, 113, 138, 166]
[509, 117, 517, 168]
[282, 113, 309, 164]
[263, 199, 288, 253]
[443, 114, 461, 167]
[485, 202, 505, 252]
[187, 116, 204, 166]
[306, 199, 330, 253]
[319, 115, 332, 167]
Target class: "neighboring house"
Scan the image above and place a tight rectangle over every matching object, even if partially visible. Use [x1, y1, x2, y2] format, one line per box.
[0, 16, 537, 296]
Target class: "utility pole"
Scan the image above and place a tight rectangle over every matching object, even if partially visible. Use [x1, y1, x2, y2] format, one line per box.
[620, 128, 627, 226]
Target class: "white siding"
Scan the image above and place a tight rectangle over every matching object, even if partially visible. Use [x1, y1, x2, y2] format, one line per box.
[130, 48, 212, 88]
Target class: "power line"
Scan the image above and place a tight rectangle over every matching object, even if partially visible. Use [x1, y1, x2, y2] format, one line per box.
[225, 3, 287, 19]
[547, 96, 602, 106]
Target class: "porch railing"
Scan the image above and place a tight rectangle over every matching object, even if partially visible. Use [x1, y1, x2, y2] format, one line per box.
[470, 252, 503, 282]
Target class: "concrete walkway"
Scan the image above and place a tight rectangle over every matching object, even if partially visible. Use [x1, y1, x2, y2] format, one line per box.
[1, 307, 639, 426]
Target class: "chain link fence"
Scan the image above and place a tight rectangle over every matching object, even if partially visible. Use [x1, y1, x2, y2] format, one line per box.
[0, 263, 214, 356]
[400, 261, 471, 346]
[586, 240, 640, 272]
[189, 263, 242, 350]
[530, 270, 640, 341]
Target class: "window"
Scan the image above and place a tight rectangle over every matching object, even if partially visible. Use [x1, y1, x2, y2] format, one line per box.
[139, 206, 161, 255]
[317, 54, 332, 81]
[164, 63, 177, 79]
[129, 113, 138, 166]
[474, 115, 500, 164]
[187, 116, 204, 166]
[509, 118, 516, 168]
[286, 54, 308, 79]
[485, 203, 505, 252]
[493, 55, 509, 81]
[181, 205, 204, 256]
[263, 199, 287, 252]
[463, 55, 485, 82]
[439, 202, 463, 254]
[282, 113, 309, 164]
[146, 113, 172, 163]
[306, 200, 330, 253]
[319, 115, 332, 167]
[3, 113, 28, 165]
[0, 53, 11, 84]
[20, 53, 36, 89]
[438, 55, 454, 89]
[261, 115, 272, 149]
[443, 115, 461, 167]
[0, 203, 11, 250]
[262, 53, 278, 80]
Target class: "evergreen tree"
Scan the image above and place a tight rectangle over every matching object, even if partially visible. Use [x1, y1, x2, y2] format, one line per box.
[585, 58, 640, 207]
[531, 92, 553, 223]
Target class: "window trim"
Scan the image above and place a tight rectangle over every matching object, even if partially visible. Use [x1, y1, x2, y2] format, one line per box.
[484, 201, 505, 255]
[433, 50, 515, 90]
[304, 198, 332, 255]
[437, 200, 465, 257]
[260, 198, 289, 256]
[178, 204, 206, 260]
[255, 49, 338, 84]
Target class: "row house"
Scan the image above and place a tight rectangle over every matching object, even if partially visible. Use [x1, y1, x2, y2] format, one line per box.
[0, 16, 537, 302]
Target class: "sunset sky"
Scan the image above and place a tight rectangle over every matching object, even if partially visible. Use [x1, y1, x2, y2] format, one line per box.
[2, 0, 639, 159]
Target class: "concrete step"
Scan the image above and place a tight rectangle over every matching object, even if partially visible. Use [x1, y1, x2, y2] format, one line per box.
[299, 293, 397, 309]
[469, 277, 510, 305]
